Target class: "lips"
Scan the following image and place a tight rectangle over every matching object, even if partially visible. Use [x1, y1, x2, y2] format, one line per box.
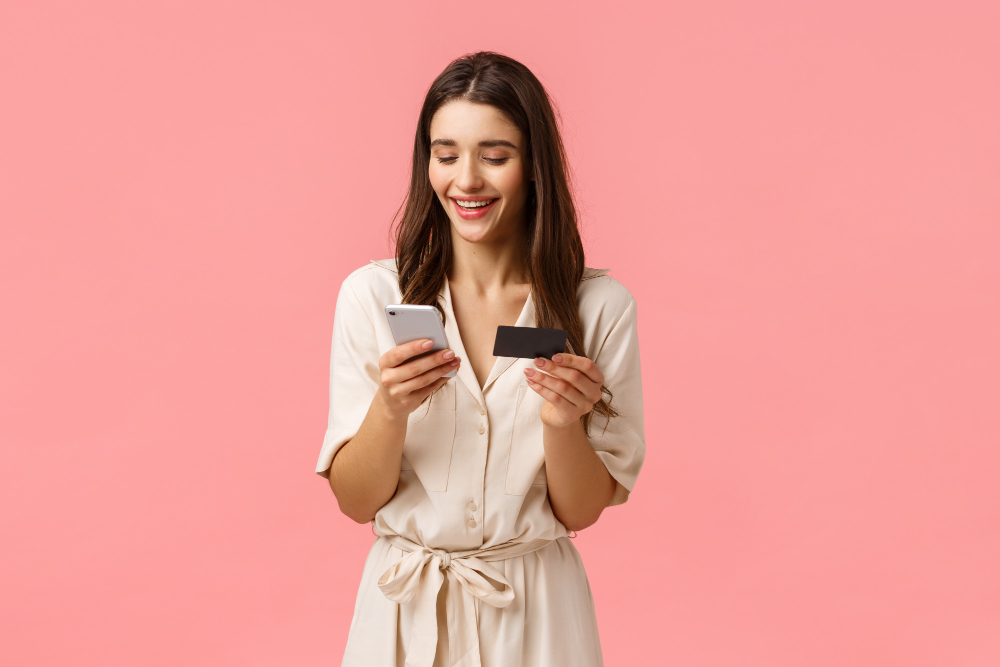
[451, 197, 498, 220]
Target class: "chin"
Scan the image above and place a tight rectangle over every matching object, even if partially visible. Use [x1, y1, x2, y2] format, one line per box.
[454, 228, 493, 245]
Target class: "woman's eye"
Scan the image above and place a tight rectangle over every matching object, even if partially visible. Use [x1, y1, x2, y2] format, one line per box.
[433, 156, 508, 165]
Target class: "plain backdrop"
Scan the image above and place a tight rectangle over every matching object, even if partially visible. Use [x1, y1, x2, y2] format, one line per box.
[2, 1, 998, 665]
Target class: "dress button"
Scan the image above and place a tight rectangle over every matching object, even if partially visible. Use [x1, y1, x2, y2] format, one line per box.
[479, 406, 485, 415]
[468, 501, 477, 511]
[468, 518, 477, 528]
[477, 424, 485, 435]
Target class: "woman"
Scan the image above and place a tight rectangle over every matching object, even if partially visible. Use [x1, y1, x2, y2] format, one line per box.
[316, 51, 645, 667]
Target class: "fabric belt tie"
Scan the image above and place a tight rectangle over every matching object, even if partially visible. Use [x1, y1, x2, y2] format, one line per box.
[377, 533, 556, 667]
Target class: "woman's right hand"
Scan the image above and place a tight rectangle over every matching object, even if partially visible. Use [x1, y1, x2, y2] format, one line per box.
[377, 339, 461, 420]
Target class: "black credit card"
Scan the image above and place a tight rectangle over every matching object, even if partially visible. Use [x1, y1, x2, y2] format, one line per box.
[493, 325, 568, 360]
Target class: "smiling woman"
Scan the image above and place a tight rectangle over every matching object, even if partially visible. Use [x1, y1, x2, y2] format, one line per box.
[428, 102, 532, 233]
[316, 51, 646, 667]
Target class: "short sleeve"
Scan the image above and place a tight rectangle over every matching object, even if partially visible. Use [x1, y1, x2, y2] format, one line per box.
[588, 296, 646, 507]
[315, 276, 381, 479]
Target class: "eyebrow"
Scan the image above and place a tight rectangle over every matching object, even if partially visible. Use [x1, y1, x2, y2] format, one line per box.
[430, 138, 519, 150]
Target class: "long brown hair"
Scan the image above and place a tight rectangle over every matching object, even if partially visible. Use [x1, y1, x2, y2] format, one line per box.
[391, 51, 619, 434]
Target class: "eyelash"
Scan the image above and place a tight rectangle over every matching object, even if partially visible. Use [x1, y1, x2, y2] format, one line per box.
[435, 157, 508, 165]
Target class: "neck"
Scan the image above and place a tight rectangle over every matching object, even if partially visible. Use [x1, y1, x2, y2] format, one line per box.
[448, 226, 530, 295]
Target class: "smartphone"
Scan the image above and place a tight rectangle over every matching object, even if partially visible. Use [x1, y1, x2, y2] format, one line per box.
[384, 304, 457, 378]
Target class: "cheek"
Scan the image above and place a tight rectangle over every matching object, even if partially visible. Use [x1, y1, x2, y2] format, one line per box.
[428, 164, 448, 196]
[496, 169, 528, 201]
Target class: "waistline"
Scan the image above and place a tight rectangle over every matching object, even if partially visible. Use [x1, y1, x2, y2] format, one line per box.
[376, 533, 557, 667]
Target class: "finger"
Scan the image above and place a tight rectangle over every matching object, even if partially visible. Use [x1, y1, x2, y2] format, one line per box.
[530, 360, 592, 397]
[531, 357, 603, 402]
[396, 357, 460, 395]
[548, 353, 604, 385]
[393, 347, 458, 381]
[382, 339, 437, 370]
[525, 375, 578, 414]
[523, 367, 590, 409]
[409, 373, 452, 402]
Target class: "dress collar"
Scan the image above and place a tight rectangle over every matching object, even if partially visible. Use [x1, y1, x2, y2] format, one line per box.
[438, 273, 536, 410]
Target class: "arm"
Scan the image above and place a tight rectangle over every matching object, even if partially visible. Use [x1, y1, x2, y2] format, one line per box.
[326, 338, 462, 524]
[540, 417, 617, 531]
[524, 356, 616, 531]
[523, 295, 645, 529]
[327, 390, 408, 524]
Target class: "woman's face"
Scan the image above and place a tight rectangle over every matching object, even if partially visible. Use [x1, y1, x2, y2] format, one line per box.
[428, 100, 532, 247]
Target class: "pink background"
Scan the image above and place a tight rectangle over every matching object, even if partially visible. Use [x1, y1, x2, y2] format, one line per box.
[2, 1, 998, 665]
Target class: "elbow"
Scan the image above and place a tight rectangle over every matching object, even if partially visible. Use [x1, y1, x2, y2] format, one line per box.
[328, 478, 377, 524]
[332, 490, 378, 525]
[335, 494, 377, 524]
[327, 460, 376, 524]
[559, 476, 616, 532]
[562, 510, 604, 533]
[342, 506, 377, 525]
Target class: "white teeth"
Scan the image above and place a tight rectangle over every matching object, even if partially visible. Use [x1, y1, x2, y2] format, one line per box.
[456, 199, 495, 209]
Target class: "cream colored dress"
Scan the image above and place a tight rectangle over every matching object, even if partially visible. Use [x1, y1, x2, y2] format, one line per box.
[316, 258, 645, 667]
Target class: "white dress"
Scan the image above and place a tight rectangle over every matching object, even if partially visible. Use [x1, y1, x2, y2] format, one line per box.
[316, 259, 646, 667]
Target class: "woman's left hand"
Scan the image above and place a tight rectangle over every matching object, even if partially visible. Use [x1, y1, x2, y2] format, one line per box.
[523, 353, 604, 429]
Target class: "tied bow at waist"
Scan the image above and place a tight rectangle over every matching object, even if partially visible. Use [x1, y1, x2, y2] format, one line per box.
[377, 533, 555, 667]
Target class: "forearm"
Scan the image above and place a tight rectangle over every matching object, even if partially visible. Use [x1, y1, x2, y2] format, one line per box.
[328, 391, 408, 524]
[543, 419, 616, 531]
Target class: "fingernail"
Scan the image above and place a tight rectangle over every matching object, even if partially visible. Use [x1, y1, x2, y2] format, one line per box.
[553, 354, 563, 364]
[534, 358, 545, 367]
[524, 367, 535, 376]
[443, 349, 455, 359]
[422, 340, 433, 349]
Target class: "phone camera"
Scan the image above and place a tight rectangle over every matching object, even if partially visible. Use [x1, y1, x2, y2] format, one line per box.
[388, 310, 396, 316]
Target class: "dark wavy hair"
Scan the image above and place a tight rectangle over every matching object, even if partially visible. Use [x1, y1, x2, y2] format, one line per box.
[391, 51, 619, 434]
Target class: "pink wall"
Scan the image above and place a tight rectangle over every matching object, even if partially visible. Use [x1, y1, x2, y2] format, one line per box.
[2, 1, 998, 665]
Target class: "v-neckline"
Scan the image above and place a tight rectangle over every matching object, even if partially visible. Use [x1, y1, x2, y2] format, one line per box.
[439, 274, 535, 411]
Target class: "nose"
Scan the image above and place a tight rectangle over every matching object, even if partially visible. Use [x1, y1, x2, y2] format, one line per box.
[455, 154, 484, 192]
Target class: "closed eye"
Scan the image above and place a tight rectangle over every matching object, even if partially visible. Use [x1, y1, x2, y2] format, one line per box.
[434, 157, 509, 165]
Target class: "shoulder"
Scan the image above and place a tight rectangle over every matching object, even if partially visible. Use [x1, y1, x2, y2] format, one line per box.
[578, 267, 637, 325]
[343, 258, 398, 283]
[342, 257, 397, 284]
[338, 258, 400, 307]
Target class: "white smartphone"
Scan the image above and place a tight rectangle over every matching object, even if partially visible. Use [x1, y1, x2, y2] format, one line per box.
[384, 304, 456, 378]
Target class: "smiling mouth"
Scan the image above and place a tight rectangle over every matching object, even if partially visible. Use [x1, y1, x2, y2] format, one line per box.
[453, 198, 497, 210]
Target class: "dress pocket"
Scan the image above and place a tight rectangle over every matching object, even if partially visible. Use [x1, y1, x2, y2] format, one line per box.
[400, 378, 457, 492]
[504, 383, 548, 495]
